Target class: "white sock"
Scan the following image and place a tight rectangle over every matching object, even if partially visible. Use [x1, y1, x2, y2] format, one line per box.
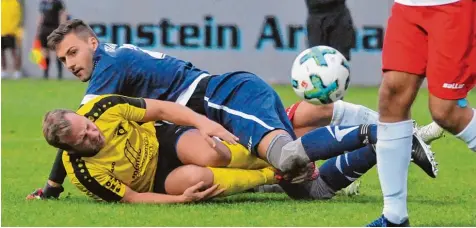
[1, 71, 9, 78]
[330, 100, 379, 126]
[377, 120, 413, 224]
[456, 109, 476, 151]
[13, 71, 21, 79]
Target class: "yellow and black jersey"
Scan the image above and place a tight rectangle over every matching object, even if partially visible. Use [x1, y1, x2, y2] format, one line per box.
[62, 95, 159, 202]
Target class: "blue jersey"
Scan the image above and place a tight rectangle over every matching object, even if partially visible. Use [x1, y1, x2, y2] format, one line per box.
[81, 43, 209, 105]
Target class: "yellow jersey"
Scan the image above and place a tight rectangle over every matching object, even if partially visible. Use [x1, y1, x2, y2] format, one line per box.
[1, 0, 22, 36]
[62, 95, 159, 202]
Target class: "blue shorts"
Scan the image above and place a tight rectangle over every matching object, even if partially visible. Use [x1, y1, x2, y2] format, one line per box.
[203, 71, 296, 155]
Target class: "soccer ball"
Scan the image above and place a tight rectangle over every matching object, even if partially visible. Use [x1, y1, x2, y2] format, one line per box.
[291, 46, 350, 105]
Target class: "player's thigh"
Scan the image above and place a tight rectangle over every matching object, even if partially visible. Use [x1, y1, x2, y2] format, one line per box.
[164, 165, 214, 195]
[306, 13, 326, 48]
[152, 123, 186, 194]
[426, 0, 475, 100]
[382, 3, 428, 76]
[39, 26, 55, 51]
[176, 129, 231, 167]
[206, 72, 296, 156]
[328, 6, 355, 60]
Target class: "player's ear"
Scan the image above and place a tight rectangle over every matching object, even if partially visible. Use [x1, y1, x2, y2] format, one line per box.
[89, 37, 99, 50]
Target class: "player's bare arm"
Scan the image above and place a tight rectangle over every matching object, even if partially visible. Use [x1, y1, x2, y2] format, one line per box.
[142, 99, 239, 146]
[121, 182, 223, 204]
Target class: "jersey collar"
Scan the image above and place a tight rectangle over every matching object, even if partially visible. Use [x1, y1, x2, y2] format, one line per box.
[90, 43, 113, 80]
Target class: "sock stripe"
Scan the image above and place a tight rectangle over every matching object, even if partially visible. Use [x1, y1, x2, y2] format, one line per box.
[335, 155, 344, 174]
[345, 175, 359, 181]
[326, 126, 336, 139]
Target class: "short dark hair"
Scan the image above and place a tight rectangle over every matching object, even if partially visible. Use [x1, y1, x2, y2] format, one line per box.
[47, 19, 97, 50]
[42, 109, 76, 151]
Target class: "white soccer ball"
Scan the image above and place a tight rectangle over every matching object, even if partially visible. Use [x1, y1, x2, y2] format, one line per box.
[291, 46, 350, 105]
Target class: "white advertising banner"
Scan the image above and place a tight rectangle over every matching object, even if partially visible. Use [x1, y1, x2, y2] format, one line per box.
[22, 0, 393, 85]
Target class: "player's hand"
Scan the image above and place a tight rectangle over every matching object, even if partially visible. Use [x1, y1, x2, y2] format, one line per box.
[276, 162, 319, 184]
[196, 118, 239, 147]
[180, 181, 225, 203]
[26, 188, 45, 200]
[26, 183, 64, 200]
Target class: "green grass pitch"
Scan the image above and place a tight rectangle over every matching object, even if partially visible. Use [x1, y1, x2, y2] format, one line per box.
[2, 79, 475, 226]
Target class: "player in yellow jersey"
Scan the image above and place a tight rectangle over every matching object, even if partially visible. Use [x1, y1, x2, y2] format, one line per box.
[39, 93, 440, 203]
[41, 94, 278, 203]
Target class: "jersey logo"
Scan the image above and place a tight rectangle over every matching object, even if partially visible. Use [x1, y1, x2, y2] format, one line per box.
[116, 125, 127, 136]
[124, 140, 142, 179]
[334, 126, 359, 142]
[105, 175, 122, 193]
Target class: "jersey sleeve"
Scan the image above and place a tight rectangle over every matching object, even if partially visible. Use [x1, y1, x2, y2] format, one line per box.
[63, 153, 126, 202]
[78, 95, 147, 122]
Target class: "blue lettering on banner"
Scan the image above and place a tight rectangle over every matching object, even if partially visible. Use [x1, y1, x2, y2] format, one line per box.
[89, 15, 383, 54]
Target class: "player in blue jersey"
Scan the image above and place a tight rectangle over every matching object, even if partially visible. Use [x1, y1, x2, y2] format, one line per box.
[30, 19, 438, 200]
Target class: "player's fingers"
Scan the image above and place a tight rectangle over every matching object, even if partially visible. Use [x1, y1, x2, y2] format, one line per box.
[188, 181, 205, 193]
[200, 132, 216, 148]
[221, 132, 238, 145]
[200, 184, 220, 198]
[206, 136, 217, 148]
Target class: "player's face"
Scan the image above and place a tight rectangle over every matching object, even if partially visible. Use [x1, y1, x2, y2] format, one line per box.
[56, 33, 98, 82]
[62, 113, 105, 155]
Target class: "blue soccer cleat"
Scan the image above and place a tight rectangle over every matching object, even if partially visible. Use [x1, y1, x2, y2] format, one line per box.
[367, 215, 410, 227]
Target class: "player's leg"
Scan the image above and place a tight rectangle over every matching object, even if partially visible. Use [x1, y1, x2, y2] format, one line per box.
[56, 54, 63, 80]
[1, 36, 8, 78]
[327, 4, 355, 62]
[206, 73, 392, 180]
[290, 101, 379, 138]
[9, 35, 21, 79]
[426, 0, 475, 152]
[39, 27, 52, 79]
[318, 144, 375, 197]
[368, 3, 428, 227]
[164, 165, 277, 197]
[306, 6, 326, 48]
[158, 123, 270, 169]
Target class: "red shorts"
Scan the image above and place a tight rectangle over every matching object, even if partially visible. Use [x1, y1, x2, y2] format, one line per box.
[382, 0, 475, 99]
[285, 101, 303, 121]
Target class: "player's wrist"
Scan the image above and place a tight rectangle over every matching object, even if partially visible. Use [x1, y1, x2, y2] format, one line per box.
[192, 115, 209, 129]
[177, 194, 190, 203]
[42, 182, 64, 199]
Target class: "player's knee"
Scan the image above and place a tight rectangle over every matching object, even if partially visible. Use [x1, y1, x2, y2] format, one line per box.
[165, 165, 214, 195]
[430, 104, 452, 127]
[266, 133, 310, 172]
[257, 129, 291, 159]
[379, 71, 421, 118]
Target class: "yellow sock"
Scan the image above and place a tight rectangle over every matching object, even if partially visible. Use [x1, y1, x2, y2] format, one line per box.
[223, 142, 270, 169]
[208, 166, 277, 196]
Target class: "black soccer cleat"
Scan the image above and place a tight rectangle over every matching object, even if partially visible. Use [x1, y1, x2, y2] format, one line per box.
[411, 133, 438, 178]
